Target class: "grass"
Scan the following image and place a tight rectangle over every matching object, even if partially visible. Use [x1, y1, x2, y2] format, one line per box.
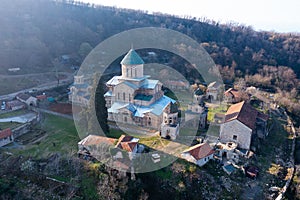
[139, 136, 170, 150]
[207, 104, 228, 122]
[0, 110, 27, 118]
[155, 167, 173, 180]
[0, 122, 21, 130]
[105, 128, 125, 138]
[9, 113, 79, 158]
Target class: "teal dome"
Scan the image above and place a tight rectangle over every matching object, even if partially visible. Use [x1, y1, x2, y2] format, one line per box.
[121, 49, 144, 65]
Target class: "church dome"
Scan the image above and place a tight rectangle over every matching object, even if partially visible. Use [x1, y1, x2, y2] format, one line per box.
[121, 49, 145, 65]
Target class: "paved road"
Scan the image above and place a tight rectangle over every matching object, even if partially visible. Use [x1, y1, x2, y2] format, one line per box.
[0, 112, 37, 123]
[0, 72, 74, 101]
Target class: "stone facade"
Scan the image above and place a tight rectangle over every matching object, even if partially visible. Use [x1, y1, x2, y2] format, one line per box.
[105, 49, 179, 139]
[69, 75, 92, 107]
[220, 119, 252, 150]
[206, 81, 223, 101]
[185, 89, 207, 129]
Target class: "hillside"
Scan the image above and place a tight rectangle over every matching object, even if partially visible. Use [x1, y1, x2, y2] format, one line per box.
[0, 0, 300, 79]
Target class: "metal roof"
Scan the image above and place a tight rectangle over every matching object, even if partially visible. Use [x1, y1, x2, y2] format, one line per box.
[120, 49, 144, 65]
[107, 95, 176, 117]
[141, 79, 159, 89]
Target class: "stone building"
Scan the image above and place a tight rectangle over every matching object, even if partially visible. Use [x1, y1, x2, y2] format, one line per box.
[206, 81, 223, 101]
[104, 49, 179, 139]
[69, 75, 92, 106]
[219, 101, 268, 150]
[16, 93, 37, 107]
[185, 88, 207, 129]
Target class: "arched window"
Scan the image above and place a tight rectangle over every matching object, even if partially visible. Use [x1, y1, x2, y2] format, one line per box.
[148, 117, 151, 125]
[118, 93, 120, 100]
[129, 94, 131, 101]
[123, 92, 126, 101]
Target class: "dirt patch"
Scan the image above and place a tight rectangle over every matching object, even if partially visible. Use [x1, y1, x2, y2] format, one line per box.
[15, 129, 47, 145]
[50, 103, 72, 115]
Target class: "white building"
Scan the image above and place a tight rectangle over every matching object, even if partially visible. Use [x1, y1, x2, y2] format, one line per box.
[181, 143, 215, 167]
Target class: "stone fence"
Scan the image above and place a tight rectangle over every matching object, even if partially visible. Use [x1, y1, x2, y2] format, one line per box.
[275, 111, 296, 200]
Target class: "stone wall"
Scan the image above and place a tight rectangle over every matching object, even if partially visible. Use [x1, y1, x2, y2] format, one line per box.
[220, 120, 252, 150]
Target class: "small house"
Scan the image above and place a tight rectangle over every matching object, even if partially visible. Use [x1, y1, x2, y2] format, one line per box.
[115, 135, 139, 160]
[181, 143, 215, 167]
[16, 93, 37, 106]
[0, 128, 14, 147]
[224, 88, 242, 103]
[206, 81, 223, 101]
[78, 135, 117, 160]
[6, 100, 25, 111]
[219, 101, 269, 150]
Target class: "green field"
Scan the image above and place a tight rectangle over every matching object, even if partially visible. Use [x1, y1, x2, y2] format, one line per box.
[10, 114, 79, 158]
[0, 122, 21, 130]
[0, 110, 27, 118]
[207, 104, 228, 122]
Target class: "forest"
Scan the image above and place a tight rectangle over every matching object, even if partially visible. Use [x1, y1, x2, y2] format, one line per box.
[0, 0, 299, 116]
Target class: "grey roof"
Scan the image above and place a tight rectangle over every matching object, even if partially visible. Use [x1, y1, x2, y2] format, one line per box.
[106, 76, 121, 86]
[121, 49, 144, 65]
[17, 93, 31, 101]
[108, 95, 176, 117]
[207, 81, 222, 88]
[104, 91, 113, 97]
[141, 79, 159, 89]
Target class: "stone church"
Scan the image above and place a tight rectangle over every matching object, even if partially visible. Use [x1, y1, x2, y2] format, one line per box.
[104, 49, 179, 140]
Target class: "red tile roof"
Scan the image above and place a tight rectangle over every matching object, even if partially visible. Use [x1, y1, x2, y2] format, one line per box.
[183, 143, 214, 160]
[225, 101, 257, 130]
[115, 135, 138, 152]
[0, 128, 13, 139]
[224, 101, 268, 130]
[36, 95, 47, 100]
[224, 88, 241, 99]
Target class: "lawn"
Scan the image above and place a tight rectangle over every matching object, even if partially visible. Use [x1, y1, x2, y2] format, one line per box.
[139, 136, 170, 150]
[0, 110, 27, 118]
[207, 103, 228, 122]
[0, 122, 21, 130]
[10, 114, 80, 158]
[105, 128, 125, 138]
